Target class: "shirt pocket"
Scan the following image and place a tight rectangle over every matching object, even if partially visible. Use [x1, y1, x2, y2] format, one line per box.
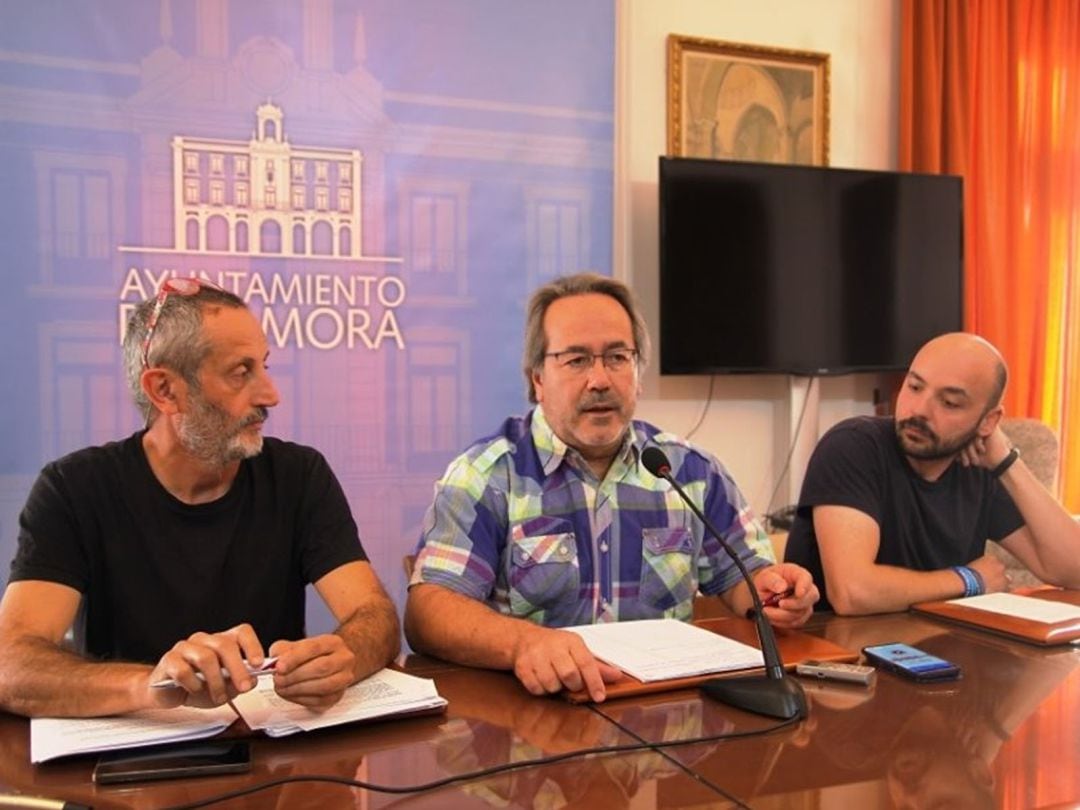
[639, 527, 696, 615]
[508, 520, 580, 619]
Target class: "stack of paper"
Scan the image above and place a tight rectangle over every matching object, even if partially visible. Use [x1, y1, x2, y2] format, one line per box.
[566, 618, 764, 682]
[230, 668, 447, 737]
[31, 705, 236, 763]
[944, 592, 1080, 623]
[30, 669, 447, 762]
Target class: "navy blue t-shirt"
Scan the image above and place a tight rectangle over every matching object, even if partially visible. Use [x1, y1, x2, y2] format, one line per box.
[785, 416, 1024, 611]
[10, 433, 366, 662]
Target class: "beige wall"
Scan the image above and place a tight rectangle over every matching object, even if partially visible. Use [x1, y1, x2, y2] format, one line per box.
[616, 0, 901, 519]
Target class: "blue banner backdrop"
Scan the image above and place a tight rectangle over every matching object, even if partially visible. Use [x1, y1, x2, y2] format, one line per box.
[0, 1, 614, 632]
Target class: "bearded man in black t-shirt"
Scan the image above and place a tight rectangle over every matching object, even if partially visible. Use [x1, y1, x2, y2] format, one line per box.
[0, 281, 399, 718]
[786, 332, 1080, 614]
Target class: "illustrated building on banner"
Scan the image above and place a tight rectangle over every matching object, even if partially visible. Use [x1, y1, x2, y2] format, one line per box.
[172, 103, 364, 258]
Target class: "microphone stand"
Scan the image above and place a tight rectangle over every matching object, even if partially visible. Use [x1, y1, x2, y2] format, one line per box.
[654, 466, 806, 720]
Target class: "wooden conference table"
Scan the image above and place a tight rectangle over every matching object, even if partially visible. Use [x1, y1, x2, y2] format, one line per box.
[0, 610, 1077, 809]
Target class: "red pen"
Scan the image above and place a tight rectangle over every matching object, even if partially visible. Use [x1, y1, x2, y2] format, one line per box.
[745, 589, 794, 619]
[763, 588, 794, 608]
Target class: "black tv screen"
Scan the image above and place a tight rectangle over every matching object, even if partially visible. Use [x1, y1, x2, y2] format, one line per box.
[658, 157, 964, 376]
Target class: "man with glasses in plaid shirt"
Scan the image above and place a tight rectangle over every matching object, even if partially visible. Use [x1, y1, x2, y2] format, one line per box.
[405, 273, 818, 702]
[0, 280, 399, 717]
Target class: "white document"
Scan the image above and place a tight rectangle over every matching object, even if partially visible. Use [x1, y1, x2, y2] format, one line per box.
[31, 705, 236, 763]
[946, 592, 1080, 624]
[230, 668, 447, 738]
[566, 618, 764, 682]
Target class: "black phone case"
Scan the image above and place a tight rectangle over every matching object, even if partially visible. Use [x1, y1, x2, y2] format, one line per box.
[861, 645, 961, 683]
[93, 741, 251, 784]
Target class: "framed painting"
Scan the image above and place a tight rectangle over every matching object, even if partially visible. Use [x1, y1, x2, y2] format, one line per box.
[667, 35, 830, 165]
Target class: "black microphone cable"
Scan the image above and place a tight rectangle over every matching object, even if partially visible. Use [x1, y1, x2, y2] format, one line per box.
[153, 711, 800, 809]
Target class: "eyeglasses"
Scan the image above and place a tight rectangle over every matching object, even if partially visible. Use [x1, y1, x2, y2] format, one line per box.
[140, 277, 214, 368]
[543, 347, 638, 374]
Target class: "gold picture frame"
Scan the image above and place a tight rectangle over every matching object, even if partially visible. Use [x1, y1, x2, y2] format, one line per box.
[667, 35, 830, 165]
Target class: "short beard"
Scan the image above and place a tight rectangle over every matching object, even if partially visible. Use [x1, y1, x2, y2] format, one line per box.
[177, 391, 267, 466]
[895, 417, 980, 461]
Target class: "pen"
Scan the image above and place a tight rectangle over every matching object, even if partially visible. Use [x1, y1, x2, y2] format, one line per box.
[0, 796, 91, 810]
[763, 588, 794, 608]
[745, 589, 794, 619]
[151, 657, 278, 689]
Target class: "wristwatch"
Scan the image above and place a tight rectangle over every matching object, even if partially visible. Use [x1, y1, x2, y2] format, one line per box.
[991, 446, 1020, 478]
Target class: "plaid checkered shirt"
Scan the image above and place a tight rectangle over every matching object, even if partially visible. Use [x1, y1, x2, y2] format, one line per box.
[410, 406, 775, 626]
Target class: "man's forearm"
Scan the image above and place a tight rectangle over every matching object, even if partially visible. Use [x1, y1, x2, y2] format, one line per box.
[335, 597, 402, 682]
[404, 584, 539, 671]
[718, 563, 775, 617]
[0, 636, 152, 718]
[828, 566, 966, 615]
[720, 579, 753, 617]
[997, 460, 1080, 585]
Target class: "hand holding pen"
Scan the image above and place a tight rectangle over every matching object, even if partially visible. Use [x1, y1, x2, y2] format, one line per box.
[744, 563, 820, 627]
[745, 590, 793, 619]
[147, 623, 269, 709]
[151, 657, 277, 689]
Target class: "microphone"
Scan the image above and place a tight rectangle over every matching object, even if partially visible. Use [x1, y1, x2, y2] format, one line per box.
[641, 446, 806, 720]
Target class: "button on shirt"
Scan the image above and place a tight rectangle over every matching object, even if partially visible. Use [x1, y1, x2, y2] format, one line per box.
[410, 407, 774, 626]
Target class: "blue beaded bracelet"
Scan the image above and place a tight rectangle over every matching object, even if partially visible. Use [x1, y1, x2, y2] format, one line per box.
[952, 565, 985, 598]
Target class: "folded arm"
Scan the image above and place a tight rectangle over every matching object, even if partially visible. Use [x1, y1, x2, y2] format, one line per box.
[814, 505, 1009, 615]
[404, 582, 621, 702]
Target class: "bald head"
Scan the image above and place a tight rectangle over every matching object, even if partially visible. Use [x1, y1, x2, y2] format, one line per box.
[910, 333, 1008, 411]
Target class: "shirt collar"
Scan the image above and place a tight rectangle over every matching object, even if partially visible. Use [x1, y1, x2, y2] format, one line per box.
[531, 405, 643, 479]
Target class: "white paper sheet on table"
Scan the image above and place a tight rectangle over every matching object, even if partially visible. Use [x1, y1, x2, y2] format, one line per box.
[230, 667, 447, 738]
[945, 592, 1080, 624]
[566, 618, 764, 682]
[31, 704, 236, 763]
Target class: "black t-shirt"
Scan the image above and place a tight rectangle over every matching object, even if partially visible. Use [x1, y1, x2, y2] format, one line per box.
[784, 416, 1024, 612]
[10, 433, 366, 663]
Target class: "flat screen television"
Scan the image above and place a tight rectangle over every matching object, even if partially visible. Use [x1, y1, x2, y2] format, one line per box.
[658, 157, 964, 376]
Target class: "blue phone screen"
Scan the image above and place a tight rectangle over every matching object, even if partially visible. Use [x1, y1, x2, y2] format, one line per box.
[866, 643, 955, 673]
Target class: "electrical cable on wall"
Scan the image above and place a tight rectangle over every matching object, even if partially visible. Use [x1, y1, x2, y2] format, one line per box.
[762, 376, 817, 532]
[684, 375, 716, 441]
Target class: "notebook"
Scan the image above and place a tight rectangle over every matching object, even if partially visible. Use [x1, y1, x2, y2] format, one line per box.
[912, 588, 1080, 645]
[563, 616, 857, 703]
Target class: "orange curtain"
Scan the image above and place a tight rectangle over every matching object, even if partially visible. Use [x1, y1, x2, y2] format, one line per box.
[901, 0, 1080, 511]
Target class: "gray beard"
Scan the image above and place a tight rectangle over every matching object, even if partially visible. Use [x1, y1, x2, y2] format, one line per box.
[177, 396, 264, 466]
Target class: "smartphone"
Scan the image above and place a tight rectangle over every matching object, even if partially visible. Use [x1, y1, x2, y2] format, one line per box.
[93, 740, 251, 784]
[861, 642, 961, 683]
